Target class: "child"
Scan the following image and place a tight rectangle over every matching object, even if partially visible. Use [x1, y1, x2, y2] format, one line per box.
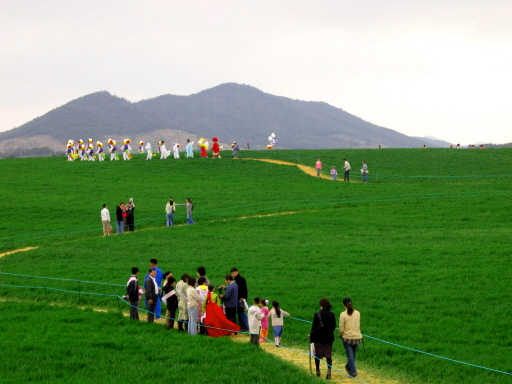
[196, 276, 209, 335]
[259, 299, 270, 342]
[248, 297, 264, 346]
[268, 300, 290, 346]
[162, 275, 178, 330]
[331, 166, 337, 180]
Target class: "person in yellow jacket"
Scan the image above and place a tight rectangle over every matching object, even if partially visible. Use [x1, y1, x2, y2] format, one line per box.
[339, 297, 363, 378]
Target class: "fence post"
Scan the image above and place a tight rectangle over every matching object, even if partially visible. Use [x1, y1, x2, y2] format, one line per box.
[77, 281, 81, 304]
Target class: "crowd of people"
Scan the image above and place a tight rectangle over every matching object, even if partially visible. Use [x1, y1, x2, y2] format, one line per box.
[66, 138, 241, 161]
[124, 260, 362, 380]
[316, 159, 369, 182]
[100, 197, 195, 235]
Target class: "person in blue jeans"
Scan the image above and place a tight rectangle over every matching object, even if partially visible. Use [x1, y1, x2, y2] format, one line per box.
[231, 267, 249, 331]
[165, 198, 175, 226]
[339, 297, 362, 378]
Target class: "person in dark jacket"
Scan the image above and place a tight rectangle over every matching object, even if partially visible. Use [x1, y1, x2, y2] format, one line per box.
[126, 198, 135, 231]
[115, 202, 125, 234]
[162, 275, 179, 330]
[145, 268, 158, 323]
[126, 267, 139, 320]
[231, 267, 249, 330]
[310, 298, 336, 379]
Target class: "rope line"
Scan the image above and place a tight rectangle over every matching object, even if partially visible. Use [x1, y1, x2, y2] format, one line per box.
[0, 272, 124, 287]
[2, 190, 511, 250]
[0, 281, 510, 377]
[288, 317, 511, 376]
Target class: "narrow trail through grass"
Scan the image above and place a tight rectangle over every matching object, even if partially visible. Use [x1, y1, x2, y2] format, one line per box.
[244, 157, 344, 180]
[0, 295, 403, 384]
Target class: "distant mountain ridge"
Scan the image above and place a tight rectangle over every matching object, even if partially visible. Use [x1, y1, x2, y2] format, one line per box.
[0, 83, 431, 157]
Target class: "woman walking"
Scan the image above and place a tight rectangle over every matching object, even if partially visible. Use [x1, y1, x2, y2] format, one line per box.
[315, 159, 322, 177]
[310, 298, 336, 379]
[339, 297, 362, 378]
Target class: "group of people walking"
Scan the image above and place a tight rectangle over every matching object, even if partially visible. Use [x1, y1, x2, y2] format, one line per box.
[315, 159, 369, 182]
[310, 298, 362, 379]
[125, 261, 362, 380]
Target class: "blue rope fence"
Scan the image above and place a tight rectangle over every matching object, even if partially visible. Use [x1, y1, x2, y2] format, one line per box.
[0, 273, 510, 378]
[2, 190, 511, 252]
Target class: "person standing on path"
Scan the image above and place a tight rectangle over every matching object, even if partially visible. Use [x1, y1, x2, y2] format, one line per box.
[100, 204, 111, 236]
[176, 274, 189, 332]
[248, 297, 264, 346]
[343, 159, 351, 182]
[165, 198, 175, 226]
[330, 166, 337, 181]
[310, 298, 336, 380]
[186, 277, 201, 335]
[220, 274, 239, 333]
[315, 159, 322, 177]
[144, 268, 158, 323]
[231, 267, 249, 331]
[176, 198, 194, 224]
[339, 297, 363, 378]
[361, 161, 369, 182]
[231, 141, 240, 159]
[126, 267, 140, 320]
[126, 198, 135, 231]
[115, 202, 125, 234]
[145, 259, 163, 319]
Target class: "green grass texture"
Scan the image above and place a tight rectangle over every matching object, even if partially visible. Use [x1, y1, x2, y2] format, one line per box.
[1, 148, 511, 384]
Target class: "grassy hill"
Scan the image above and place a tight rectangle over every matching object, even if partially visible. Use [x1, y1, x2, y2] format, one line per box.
[1, 148, 511, 384]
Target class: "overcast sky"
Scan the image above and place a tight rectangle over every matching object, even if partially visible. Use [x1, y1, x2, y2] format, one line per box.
[1, 1, 511, 144]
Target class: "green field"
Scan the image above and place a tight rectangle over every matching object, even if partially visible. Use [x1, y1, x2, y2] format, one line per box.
[1, 148, 511, 384]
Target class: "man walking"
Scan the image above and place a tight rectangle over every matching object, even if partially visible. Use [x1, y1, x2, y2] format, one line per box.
[231, 267, 249, 331]
[101, 204, 111, 236]
[126, 267, 140, 320]
[343, 159, 351, 182]
[145, 268, 158, 323]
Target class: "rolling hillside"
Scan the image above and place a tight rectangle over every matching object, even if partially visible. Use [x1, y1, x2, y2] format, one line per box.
[0, 83, 429, 157]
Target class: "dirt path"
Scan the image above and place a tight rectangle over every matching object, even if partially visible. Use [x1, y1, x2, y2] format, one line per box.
[0, 246, 38, 258]
[243, 157, 344, 181]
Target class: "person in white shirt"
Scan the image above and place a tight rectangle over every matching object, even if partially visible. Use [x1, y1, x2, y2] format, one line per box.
[100, 204, 111, 236]
[343, 159, 351, 182]
[248, 297, 265, 346]
[146, 142, 152, 160]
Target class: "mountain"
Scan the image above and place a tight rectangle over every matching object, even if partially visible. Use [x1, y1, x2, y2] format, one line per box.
[413, 136, 452, 148]
[0, 83, 428, 157]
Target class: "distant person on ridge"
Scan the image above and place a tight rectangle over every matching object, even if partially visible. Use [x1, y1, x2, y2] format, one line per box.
[231, 141, 239, 159]
[185, 139, 194, 158]
[315, 159, 322, 177]
[361, 161, 369, 182]
[343, 159, 351, 182]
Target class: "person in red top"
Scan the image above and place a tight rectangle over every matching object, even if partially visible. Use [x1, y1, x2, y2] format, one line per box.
[315, 159, 322, 177]
[212, 137, 221, 158]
